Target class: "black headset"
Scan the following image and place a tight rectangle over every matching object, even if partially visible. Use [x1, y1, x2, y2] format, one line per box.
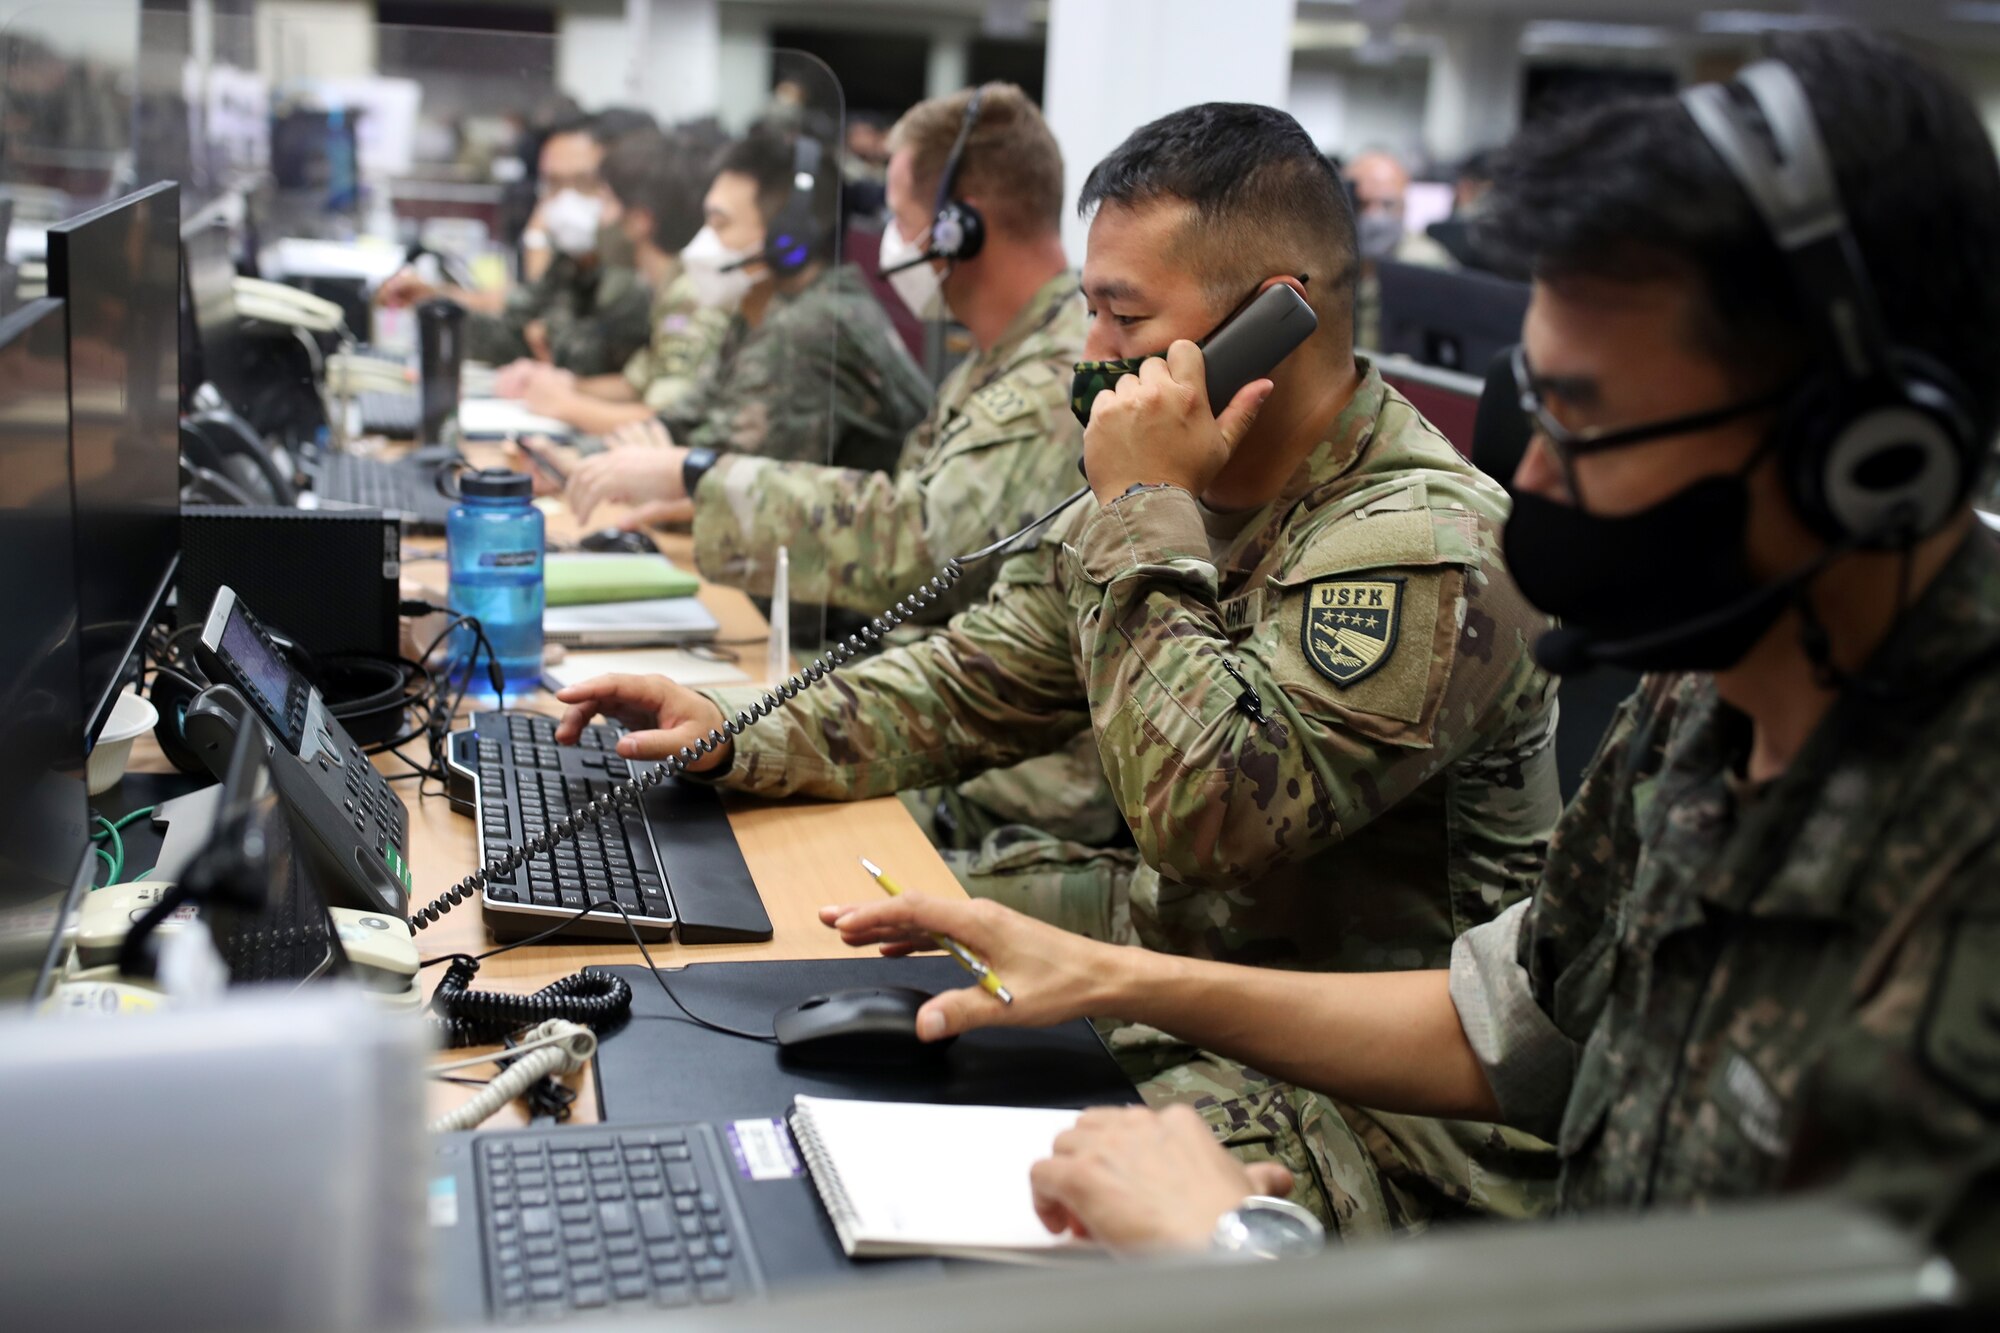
[761, 136, 827, 277]
[1682, 60, 1979, 548]
[925, 86, 988, 264]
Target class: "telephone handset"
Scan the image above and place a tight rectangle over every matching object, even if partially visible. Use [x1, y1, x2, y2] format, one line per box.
[232, 276, 346, 333]
[407, 280, 1319, 933]
[188, 587, 412, 918]
[1075, 281, 1319, 477]
[1197, 280, 1319, 412]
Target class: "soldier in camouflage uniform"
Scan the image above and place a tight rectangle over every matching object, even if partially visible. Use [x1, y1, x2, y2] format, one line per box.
[813, 35, 2000, 1288]
[552, 103, 1563, 1237]
[381, 115, 653, 377]
[497, 130, 729, 432]
[561, 85, 1134, 933]
[564, 127, 928, 530]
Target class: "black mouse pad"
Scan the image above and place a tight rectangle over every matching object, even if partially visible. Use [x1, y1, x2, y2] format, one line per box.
[593, 956, 1139, 1121]
[591, 957, 1138, 1294]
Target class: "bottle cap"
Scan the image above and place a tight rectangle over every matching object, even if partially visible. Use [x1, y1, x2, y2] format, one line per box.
[458, 467, 532, 500]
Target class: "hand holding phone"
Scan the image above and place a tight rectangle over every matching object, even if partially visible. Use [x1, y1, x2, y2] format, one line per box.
[1080, 283, 1317, 501]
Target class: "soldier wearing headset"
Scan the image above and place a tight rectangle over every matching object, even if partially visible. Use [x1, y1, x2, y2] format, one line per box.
[818, 30, 2000, 1280]
[558, 126, 930, 521]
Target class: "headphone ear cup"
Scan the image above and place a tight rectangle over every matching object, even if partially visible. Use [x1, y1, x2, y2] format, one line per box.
[1784, 360, 1974, 546]
[148, 666, 212, 777]
[931, 200, 985, 264]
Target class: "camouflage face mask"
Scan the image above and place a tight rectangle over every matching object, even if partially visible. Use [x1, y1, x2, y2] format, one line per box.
[1069, 352, 1165, 430]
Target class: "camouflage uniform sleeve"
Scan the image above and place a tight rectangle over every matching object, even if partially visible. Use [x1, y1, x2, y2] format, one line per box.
[1067, 482, 1547, 892]
[544, 264, 653, 377]
[1448, 899, 1577, 1141]
[700, 537, 1090, 800]
[671, 302, 835, 462]
[689, 395, 1082, 615]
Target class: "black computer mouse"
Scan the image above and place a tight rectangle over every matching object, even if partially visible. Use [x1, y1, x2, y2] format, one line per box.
[772, 987, 955, 1064]
[579, 527, 659, 555]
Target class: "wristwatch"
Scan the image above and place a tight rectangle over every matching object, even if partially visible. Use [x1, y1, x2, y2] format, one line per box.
[1210, 1196, 1325, 1260]
[681, 447, 720, 498]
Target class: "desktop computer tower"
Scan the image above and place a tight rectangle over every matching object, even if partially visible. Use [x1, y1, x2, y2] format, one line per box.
[177, 506, 402, 660]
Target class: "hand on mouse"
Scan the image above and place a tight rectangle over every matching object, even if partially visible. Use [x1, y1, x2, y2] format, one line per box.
[565, 443, 689, 527]
[620, 498, 696, 530]
[817, 895, 1124, 1041]
[1028, 1105, 1296, 1250]
[553, 673, 730, 771]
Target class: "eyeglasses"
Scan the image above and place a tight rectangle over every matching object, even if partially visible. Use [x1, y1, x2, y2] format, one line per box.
[1511, 343, 1793, 494]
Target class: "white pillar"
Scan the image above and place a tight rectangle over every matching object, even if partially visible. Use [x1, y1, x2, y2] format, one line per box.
[925, 29, 971, 101]
[624, 0, 720, 126]
[1044, 0, 1299, 259]
[1420, 16, 1523, 166]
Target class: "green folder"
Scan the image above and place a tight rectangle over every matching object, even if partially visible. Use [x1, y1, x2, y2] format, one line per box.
[544, 553, 701, 607]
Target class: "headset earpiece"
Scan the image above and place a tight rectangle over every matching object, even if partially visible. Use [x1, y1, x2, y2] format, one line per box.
[924, 87, 988, 264]
[763, 137, 826, 278]
[1683, 61, 1981, 548]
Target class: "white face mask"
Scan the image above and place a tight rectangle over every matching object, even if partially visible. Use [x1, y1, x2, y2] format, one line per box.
[877, 218, 947, 320]
[541, 188, 603, 257]
[680, 225, 762, 312]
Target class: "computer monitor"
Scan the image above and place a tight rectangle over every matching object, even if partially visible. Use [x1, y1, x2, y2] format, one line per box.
[1375, 261, 1530, 376]
[0, 298, 93, 1004]
[46, 182, 184, 746]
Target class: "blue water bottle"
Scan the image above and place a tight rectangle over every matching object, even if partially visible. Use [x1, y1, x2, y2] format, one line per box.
[446, 467, 544, 705]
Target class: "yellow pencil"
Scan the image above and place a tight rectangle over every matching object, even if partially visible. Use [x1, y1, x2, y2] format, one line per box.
[858, 857, 1014, 1004]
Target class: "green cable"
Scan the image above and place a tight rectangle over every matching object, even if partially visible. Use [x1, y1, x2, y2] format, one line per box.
[91, 815, 124, 887]
[93, 846, 116, 888]
[130, 865, 156, 882]
[109, 805, 156, 832]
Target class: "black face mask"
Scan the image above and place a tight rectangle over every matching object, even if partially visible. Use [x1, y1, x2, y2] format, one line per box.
[1502, 467, 1804, 675]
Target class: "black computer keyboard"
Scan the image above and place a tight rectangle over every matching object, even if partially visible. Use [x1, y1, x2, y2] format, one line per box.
[444, 711, 772, 944]
[314, 452, 456, 533]
[476, 1122, 762, 1318]
[356, 388, 421, 437]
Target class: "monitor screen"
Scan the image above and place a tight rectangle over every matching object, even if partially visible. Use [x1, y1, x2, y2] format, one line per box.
[47, 182, 184, 745]
[0, 298, 92, 1004]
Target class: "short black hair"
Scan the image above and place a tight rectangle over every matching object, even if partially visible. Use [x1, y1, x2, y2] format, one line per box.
[590, 106, 659, 149]
[604, 130, 706, 254]
[711, 126, 839, 246]
[1077, 103, 1357, 324]
[1477, 28, 2000, 445]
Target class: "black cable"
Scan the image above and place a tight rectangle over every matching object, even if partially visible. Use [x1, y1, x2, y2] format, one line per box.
[419, 896, 777, 1044]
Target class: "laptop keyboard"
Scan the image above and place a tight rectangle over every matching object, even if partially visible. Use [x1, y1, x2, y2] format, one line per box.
[356, 389, 421, 437]
[314, 452, 456, 532]
[478, 1123, 757, 1318]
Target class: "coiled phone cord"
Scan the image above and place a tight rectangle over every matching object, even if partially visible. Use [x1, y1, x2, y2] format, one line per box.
[405, 485, 1091, 934]
[429, 955, 635, 1048]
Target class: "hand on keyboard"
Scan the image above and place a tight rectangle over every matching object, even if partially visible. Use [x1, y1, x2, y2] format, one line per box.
[553, 676, 730, 772]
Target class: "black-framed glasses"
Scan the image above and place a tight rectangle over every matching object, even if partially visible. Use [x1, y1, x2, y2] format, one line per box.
[1510, 343, 1793, 475]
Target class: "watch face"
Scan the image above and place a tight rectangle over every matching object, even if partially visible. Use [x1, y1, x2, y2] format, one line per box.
[1231, 1198, 1323, 1259]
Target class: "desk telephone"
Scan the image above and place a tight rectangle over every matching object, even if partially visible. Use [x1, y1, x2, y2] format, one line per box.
[404, 283, 1317, 933]
[184, 586, 413, 918]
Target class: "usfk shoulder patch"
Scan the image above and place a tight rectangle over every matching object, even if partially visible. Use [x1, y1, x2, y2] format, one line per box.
[1302, 578, 1404, 687]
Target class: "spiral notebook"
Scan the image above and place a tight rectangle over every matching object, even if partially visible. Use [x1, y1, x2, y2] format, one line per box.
[788, 1096, 1096, 1263]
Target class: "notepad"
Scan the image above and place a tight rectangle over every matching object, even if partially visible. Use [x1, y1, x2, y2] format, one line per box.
[788, 1096, 1096, 1263]
[544, 553, 701, 606]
